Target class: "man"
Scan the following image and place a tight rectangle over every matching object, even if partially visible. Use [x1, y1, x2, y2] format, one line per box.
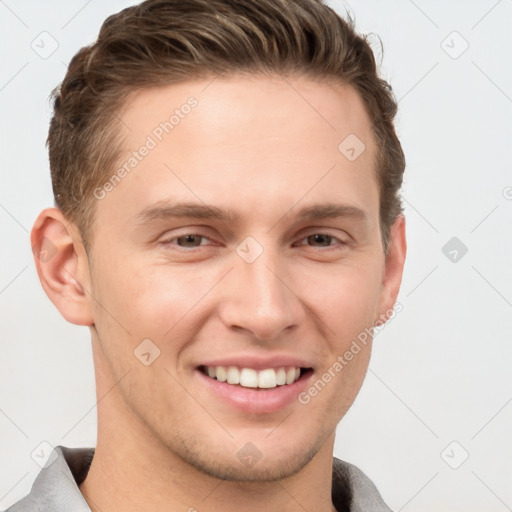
[10, 0, 406, 510]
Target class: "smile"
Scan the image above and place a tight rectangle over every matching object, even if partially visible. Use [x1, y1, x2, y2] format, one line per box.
[198, 365, 309, 389]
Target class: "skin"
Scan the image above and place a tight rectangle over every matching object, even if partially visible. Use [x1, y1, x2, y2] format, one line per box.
[32, 74, 406, 512]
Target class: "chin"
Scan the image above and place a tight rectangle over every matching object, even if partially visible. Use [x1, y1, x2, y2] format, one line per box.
[172, 435, 322, 483]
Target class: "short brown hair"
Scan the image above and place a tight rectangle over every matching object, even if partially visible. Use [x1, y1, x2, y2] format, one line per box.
[48, 0, 405, 253]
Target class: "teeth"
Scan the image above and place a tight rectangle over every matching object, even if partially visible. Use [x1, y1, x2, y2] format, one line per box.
[216, 366, 227, 382]
[227, 366, 240, 385]
[203, 366, 303, 389]
[240, 368, 258, 388]
[258, 368, 277, 388]
[276, 367, 287, 385]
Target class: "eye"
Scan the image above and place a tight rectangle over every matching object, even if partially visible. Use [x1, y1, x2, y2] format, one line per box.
[295, 233, 346, 249]
[161, 233, 212, 249]
[160, 231, 347, 251]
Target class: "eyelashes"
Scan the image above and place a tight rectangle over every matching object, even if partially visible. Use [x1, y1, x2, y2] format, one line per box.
[294, 233, 346, 250]
[160, 232, 347, 251]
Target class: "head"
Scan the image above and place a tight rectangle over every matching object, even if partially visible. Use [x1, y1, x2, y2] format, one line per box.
[33, 0, 406, 482]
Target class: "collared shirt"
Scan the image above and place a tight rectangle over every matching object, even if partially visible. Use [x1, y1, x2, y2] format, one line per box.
[6, 445, 392, 512]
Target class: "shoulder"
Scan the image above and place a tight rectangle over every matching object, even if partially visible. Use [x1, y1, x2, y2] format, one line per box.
[332, 457, 393, 512]
[5, 446, 94, 512]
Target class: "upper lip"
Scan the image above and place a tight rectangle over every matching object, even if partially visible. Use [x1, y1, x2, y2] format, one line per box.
[197, 354, 314, 371]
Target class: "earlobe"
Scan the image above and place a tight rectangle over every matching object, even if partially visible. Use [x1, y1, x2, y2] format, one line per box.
[377, 214, 407, 322]
[31, 208, 94, 326]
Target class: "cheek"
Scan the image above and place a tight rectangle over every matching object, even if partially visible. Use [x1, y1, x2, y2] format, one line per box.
[296, 261, 383, 338]
[90, 249, 384, 365]
[92, 259, 176, 328]
[89, 258, 219, 356]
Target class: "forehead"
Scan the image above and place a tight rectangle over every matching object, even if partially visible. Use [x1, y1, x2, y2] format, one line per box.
[98, 74, 379, 230]
[120, 73, 375, 156]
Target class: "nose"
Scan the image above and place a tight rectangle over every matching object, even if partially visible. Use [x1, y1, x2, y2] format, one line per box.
[218, 243, 305, 342]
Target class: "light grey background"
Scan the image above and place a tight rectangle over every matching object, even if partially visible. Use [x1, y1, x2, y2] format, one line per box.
[1, 1, 511, 510]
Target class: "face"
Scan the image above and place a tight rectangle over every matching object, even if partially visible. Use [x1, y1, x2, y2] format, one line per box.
[82, 74, 401, 481]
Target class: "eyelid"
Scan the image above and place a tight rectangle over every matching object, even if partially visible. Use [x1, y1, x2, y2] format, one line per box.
[160, 230, 213, 246]
[295, 232, 348, 248]
[297, 225, 349, 240]
[160, 228, 349, 250]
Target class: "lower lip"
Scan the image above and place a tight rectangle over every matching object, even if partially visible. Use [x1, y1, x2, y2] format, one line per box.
[195, 369, 312, 414]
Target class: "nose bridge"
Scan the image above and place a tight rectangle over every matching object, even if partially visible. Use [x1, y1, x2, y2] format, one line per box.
[220, 236, 302, 340]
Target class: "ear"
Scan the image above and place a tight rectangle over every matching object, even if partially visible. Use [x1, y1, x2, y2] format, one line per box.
[31, 208, 94, 326]
[376, 214, 407, 322]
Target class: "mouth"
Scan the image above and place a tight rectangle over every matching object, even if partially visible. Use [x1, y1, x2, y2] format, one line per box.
[194, 356, 315, 414]
[198, 365, 314, 390]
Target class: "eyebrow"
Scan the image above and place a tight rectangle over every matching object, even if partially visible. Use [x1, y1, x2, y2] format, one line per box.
[132, 200, 368, 226]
